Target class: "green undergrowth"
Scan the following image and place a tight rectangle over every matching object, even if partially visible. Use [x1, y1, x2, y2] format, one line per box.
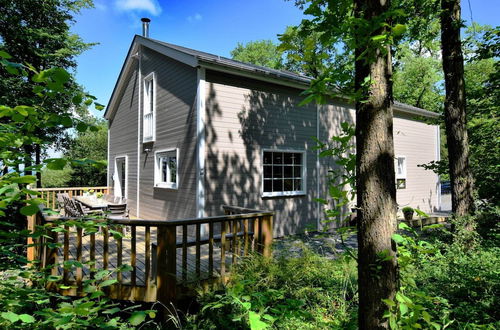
[187, 207, 499, 330]
[186, 245, 358, 329]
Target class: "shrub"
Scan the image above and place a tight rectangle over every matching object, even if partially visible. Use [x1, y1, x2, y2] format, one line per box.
[187, 247, 358, 329]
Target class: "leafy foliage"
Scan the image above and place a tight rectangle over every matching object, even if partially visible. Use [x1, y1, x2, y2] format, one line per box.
[231, 40, 283, 69]
[187, 248, 358, 329]
[64, 118, 108, 187]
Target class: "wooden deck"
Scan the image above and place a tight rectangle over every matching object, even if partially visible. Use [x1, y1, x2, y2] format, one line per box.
[61, 226, 242, 286]
[27, 188, 274, 306]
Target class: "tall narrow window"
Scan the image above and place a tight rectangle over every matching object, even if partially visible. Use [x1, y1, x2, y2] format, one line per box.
[263, 150, 305, 197]
[143, 73, 155, 142]
[395, 156, 407, 189]
[155, 149, 178, 189]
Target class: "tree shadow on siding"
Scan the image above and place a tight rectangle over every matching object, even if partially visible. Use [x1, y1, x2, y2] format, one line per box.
[204, 78, 355, 236]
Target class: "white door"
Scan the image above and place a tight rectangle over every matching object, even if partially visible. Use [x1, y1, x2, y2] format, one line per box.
[114, 156, 127, 200]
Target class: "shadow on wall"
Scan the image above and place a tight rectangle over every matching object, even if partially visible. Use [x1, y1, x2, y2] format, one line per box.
[204, 77, 319, 237]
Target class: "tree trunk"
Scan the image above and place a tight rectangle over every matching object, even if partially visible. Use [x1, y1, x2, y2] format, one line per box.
[35, 144, 42, 188]
[440, 0, 475, 216]
[23, 144, 33, 177]
[354, 0, 398, 328]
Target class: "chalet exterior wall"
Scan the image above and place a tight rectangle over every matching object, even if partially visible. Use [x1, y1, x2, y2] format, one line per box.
[108, 68, 139, 216]
[204, 71, 319, 236]
[109, 47, 198, 220]
[108, 42, 440, 237]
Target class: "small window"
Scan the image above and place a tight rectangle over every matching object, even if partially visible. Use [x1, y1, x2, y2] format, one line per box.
[263, 150, 305, 197]
[155, 149, 178, 189]
[395, 156, 406, 189]
[143, 73, 155, 142]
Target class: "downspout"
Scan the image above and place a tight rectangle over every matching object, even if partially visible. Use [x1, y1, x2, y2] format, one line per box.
[196, 67, 206, 233]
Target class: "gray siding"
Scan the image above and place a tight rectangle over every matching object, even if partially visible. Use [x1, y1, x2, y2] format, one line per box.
[204, 71, 319, 237]
[109, 68, 139, 215]
[137, 47, 198, 220]
[203, 71, 439, 236]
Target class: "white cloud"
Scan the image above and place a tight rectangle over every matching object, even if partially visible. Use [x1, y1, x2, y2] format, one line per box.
[187, 13, 202, 22]
[115, 0, 162, 16]
[94, 2, 107, 11]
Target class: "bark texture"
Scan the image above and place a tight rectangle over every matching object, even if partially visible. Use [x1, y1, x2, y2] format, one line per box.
[354, 0, 398, 328]
[440, 0, 475, 216]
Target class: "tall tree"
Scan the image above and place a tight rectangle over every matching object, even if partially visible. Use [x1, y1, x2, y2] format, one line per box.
[65, 118, 107, 187]
[440, 0, 475, 215]
[230, 40, 283, 69]
[0, 0, 94, 186]
[353, 1, 398, 327]
[286, 0, 401, 327]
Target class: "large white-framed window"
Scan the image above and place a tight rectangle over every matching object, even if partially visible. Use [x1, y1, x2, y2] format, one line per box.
[154, 148, 178, 189]
[262, 149, 306, 197]
[143, 72, 156, 142]
[395, 155, 407, 189]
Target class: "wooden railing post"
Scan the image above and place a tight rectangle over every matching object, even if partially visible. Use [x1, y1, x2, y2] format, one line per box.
[156, 225, 177, 314]
[26, 214, 36, 264]
[261, 214, 273, 258]
[45, 223, 59, 290]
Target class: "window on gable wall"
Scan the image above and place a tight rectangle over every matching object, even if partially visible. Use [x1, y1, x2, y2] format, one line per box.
[395, 156, 407, 189]
[143, 73, 155, 142]
[155, 149, 178, 189]
[263, 150, 306, 197]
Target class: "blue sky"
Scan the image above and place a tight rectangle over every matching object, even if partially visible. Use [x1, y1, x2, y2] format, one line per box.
[71, 0, 499, 118]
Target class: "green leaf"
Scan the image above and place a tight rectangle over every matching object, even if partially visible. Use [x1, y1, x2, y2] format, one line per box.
[1, 311, 20, 323]
[399, 303, 408, 315]
[12, 175, 37, 184]
[392, 24, 407, 37]
[46, 158, 67, 170]
[248, 311, 268, 330]
[100, 279, 118, 287]
[129, 311, 146, 326]
[60, 116, 73, 128]
[392, 234, 405, 244]
[20, 204, 39, 216]
[72, 94, 83, 105]
[382, 298, 396, 307]
[19, 314, 35, 323]
[103, 307, 121, 315]
[76, 122, 88, 132]
[0, 50, 12, 59]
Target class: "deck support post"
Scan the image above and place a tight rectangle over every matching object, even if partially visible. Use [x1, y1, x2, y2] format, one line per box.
[261, 214, 273, 258]
[156, 225, 177, 318]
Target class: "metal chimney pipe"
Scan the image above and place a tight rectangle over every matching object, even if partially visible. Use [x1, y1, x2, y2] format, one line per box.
[141, 18, 151, 37]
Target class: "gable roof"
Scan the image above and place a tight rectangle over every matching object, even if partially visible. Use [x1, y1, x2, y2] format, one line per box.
[105, 35, 440, 120]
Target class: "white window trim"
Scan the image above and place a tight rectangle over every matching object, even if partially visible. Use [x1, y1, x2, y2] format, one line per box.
[114, 155, 128, 198]
[395, 155, 407, 179]
[261, 148, 307, 197]
[154, 148, 179, 189]
[143, 72, 156, 143]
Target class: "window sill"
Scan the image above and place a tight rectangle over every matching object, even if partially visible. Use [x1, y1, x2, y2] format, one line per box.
[143, 138, 155, 143]
[262, 191, 306, 198]
[154, 183, 178, 190]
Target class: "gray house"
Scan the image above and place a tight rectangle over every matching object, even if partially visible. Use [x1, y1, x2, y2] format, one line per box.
[105, 34, 441, 237]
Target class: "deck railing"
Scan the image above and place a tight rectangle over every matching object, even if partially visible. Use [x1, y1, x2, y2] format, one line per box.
[32, 187, 109, 210]
[27, 204, 273, 306]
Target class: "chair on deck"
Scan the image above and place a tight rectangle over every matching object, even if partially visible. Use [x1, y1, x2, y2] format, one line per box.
[56, 193, 70, 213]
[106, 203, 129, 220]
